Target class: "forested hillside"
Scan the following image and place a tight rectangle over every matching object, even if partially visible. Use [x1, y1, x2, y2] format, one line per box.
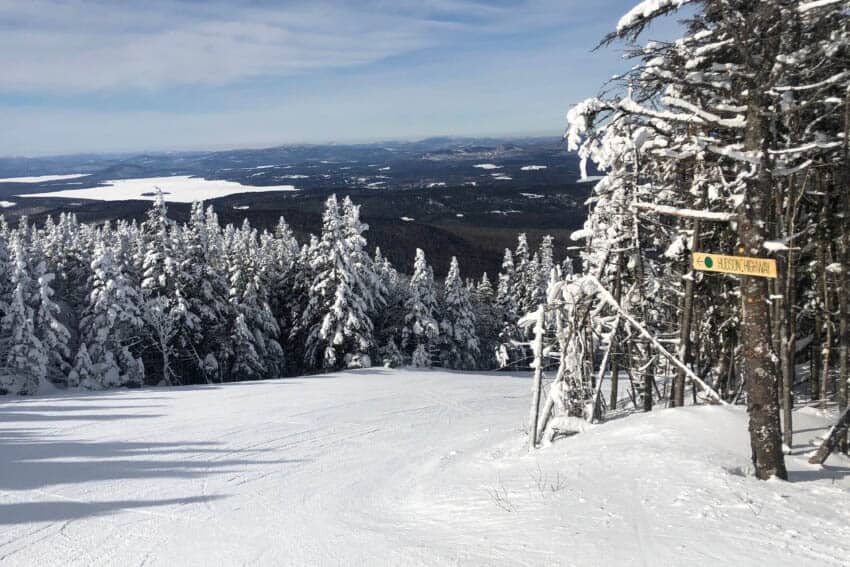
[0, 193, 560, 393]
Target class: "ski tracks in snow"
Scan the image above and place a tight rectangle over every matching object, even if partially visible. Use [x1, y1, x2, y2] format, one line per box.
[3, 370, 850, 565]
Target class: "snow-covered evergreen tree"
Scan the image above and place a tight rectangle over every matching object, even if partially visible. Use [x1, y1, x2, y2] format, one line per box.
[0, 235, 46, 394]
[68, 343, 96, 389]
[403, 248, 439, 365]
[301, 195, 381, 369]
[472, 272, 500, 369]
[373, 247, 409, 364]
[439, 257, 479, 369]
[82, 227, 145, 388]
[35, 271, 71, 385]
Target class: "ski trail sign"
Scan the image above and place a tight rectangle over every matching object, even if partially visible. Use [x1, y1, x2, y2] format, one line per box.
[693, 252, 777, 278]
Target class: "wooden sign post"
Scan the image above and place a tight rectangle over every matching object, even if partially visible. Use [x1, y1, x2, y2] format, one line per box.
[692, 252, 778, 279]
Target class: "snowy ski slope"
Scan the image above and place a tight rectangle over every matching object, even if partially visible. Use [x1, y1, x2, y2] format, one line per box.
[1, 369, 850, 566]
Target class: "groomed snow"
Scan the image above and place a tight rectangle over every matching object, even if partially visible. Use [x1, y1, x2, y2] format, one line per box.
[0, 174, 89, 183]
[17, 176, 298, 203]
[2, 369, 850, 566]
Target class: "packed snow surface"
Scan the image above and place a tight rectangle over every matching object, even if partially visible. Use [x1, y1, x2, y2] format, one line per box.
[18, 176, 298, 203]
[2, 369, 850, 566]
[0, 174, 89, 183]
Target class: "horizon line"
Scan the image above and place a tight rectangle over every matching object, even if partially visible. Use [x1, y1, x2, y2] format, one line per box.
[0, 130, 567, 161]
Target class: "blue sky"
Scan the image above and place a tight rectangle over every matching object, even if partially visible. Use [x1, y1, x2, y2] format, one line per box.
[0, 0, 680, 156]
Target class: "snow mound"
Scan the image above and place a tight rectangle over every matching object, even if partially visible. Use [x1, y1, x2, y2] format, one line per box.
[473, 163, 502, 170]
[0, 200, 15, 208]
[520, 165, 547, 171]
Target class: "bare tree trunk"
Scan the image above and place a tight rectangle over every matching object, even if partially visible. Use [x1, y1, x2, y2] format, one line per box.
[778, 172, 801, 448]
[809, 405, 850, 465]
[643, 351, 654, 413]
[813, 312, 823, 401]
[673, 219, 700, 407]
[837, 91, 850, 451]
[738, 86, 788, 480]
[609, 253, 624, 408]
[528, 305, 546, 450]
[818, 177, 832, 408]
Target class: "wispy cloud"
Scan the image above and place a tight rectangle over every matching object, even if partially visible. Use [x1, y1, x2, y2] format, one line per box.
[0, 0, 662, 155]
[0, 0, 596, 92]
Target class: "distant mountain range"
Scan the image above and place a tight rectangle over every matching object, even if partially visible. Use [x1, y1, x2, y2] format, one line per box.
[0, 136, 595, 279]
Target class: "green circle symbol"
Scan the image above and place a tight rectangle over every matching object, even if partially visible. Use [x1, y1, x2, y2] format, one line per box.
[704, 256, 713, 268]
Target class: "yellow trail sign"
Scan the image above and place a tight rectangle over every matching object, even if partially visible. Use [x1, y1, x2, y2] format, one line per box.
[693, 252, 777, 278]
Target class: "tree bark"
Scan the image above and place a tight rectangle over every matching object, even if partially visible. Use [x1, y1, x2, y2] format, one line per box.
[837, 90, 850, 451]
[809, 405, 850, 465]
[737, 85, 788, 480]
[673, 219, 700, 407]
[778, 173, 800, 449]
[609, 253, 624, 408]
[817, 175, 832, 409]
[528, 305, 546, 450]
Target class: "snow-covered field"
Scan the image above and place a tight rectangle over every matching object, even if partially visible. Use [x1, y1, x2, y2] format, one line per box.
[2, 369, 850, 566]
[18, 176, 298, 203]
[0, 174, 90, 183]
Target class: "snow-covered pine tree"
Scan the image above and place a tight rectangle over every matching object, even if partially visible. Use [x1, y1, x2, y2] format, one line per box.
[268, 215, 302, 356]
[373, 247, 409, 365]
[82, 226, 145, 388]
[176, 201, 231, 382]
[0, 221, 10, 330]
[0, 235, 46, 394]
[403, 248, 439, 365]
[439, 256, 480, 369]
[68, 342, 96, 389]
[35, 271, 71, 386]
[538, 235, 555, 292]
[226, 219, 283, 379]
[495, 248, 519, 366]
[512, 234, 531, 316]
[138, 192, 185, 385]
[301, 195, 381, 369]
[471, 272, 500, 369]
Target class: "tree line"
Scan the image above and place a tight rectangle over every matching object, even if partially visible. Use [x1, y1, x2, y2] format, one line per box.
[561, 0, 850, 478]
[0, 192, 560, 395]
